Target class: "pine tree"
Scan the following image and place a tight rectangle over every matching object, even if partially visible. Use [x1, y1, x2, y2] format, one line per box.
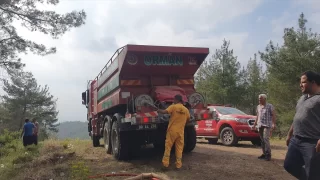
[245, 53, 267, 114]
[0, 0, 86, 69]
[1, 68, 59, 138]
[195, 39, 244, 106]
[259, 13, 320, 137]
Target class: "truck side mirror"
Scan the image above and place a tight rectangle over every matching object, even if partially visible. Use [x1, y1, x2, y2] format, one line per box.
[82, 91, 87, 105]
[212, 110, 217, 119]
[211, 110, 218, 120]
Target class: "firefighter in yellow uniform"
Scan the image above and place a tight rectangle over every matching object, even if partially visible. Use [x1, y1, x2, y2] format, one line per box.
[157, 94, 190, 170]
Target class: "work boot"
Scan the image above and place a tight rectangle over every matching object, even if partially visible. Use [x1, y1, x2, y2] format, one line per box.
[265, 155, 271, 161]
[258, 154, 265, 159]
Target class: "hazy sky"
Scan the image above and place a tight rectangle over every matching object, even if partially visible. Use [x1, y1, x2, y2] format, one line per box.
[9, 0, 320, 123]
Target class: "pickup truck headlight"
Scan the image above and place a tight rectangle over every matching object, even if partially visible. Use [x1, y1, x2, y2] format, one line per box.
[223, 117, 248, 124]
[235, 118, 248, 124]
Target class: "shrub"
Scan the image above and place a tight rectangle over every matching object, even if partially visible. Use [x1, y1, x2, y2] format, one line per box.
[71, 161, 90, 180]
[0, 129, 40, 179]
[0, 129, 21, 146]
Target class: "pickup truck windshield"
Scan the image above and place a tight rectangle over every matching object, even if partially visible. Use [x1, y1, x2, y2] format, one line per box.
[214, 106, 247, 115]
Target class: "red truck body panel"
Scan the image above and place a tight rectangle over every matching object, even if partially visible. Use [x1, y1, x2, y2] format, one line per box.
[89, 44, 209, 116]
[196, 106, 260, 144]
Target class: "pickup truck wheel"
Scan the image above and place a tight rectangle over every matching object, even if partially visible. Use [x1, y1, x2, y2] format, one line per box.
[111, 121, 129, 160]
[103, 120, 112, 154]
[251, 139, 261, 146]
[92, 135, 100, 147]
[208, 138, 218, 144]
[220, 127, 238, 146]
[183, 126, 197, 153]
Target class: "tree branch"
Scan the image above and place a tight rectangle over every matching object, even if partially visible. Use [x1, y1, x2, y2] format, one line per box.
[0, 36, 18, 44]
[0, 6, 49, 23]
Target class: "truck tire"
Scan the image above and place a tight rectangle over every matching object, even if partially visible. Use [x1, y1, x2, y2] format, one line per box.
[183, 126, 197, 153]
[103, 117, 112, 154]
[220, 127, 238, 146]
[92, 135, 100, 147]
[111, 121, 129, 160]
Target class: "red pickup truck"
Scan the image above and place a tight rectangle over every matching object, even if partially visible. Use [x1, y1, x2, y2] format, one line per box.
[195, 104, 261, 146]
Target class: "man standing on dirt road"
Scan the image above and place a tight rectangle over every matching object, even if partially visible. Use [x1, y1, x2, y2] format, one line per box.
[157, 94, 190, 170]
[253, 94, 276, 161]
[284, 71, 320, 180]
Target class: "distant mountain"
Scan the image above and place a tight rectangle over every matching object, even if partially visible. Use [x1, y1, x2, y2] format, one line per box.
[56, 121, 90, 140]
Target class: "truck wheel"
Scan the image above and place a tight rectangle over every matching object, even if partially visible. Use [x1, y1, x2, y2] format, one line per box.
[183, 126, 197, 153]
[208, 138, 218, 144]
[220, 127, 238, 146]
[103, 119, 112, 154]
[111, 121, 129, 160]
[92, 135, 100, 147]
[251, 139, 261, 146]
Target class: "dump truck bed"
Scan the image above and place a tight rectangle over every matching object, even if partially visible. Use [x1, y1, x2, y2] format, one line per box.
[90, 44, 209, 115]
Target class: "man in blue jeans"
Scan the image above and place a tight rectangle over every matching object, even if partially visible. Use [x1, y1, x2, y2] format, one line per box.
[21, 119, 35, 147]
[284, 71, 320, 180]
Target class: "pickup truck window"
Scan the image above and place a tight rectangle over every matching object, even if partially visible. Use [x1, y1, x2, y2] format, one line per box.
[214, 106, 247, 115]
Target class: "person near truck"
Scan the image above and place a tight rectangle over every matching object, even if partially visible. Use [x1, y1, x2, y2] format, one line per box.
[157, 94, 190, 170]
[21, 118, 35, 147]
[253, 94, 276, 161]
[283, 70, 320, 180]
[32, 118, 39, 145]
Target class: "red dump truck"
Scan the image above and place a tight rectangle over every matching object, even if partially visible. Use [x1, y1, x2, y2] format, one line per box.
[81, 44, 214, 160]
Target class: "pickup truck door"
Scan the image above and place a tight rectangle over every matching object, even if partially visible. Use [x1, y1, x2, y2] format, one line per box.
[196, 108, 216, 136]
[211, 110, 219, 135]
[207, 108, 219, 136]
[195, 118, 205, 136]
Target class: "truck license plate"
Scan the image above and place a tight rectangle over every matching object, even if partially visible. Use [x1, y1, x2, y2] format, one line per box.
[137, 124, 157, 130]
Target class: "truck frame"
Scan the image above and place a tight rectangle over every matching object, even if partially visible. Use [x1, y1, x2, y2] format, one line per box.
[81, 44, 214, 160]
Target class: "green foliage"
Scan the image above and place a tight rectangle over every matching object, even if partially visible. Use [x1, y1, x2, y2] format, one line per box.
[196, 13, 318, 138]
[71, 161, 90, 180]
[0, 129, 40, 179]
[195, 39, 267, 114]
[1, 68, 59, 137]
[12, 152, 34, 164]
[259, 13, 320, 137]
[0, 0, 86, 69]
[0, 129, 21, 145]
[195, 39, 244, 106]
[241, 53, 267, 114]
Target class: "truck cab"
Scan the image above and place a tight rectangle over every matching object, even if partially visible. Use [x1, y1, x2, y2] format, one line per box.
[196, 104, 261, 146]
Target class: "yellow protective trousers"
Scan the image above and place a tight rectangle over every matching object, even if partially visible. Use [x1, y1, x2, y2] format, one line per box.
[162, 130, 184, 168]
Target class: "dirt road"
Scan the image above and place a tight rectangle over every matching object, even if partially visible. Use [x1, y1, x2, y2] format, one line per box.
[79, 139, 295, 180]
[13, 139, 295, 180]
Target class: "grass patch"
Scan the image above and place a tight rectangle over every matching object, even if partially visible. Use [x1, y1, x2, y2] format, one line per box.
[0, 130, 40, 180]
[71, 161, 90, 180]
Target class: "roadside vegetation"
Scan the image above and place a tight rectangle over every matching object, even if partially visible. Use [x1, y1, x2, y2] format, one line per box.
[0, 131, 291, 180]
[0, 130, 87, 180]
